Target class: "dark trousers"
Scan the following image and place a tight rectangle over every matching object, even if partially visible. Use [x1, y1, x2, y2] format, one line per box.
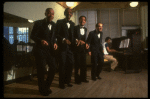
[91, 51, 104, 79]
[58, 49, 74, 86]
[74, 52, 87, 82]
[34, 48, 56, 92]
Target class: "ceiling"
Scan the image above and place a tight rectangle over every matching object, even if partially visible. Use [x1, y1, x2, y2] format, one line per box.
[3, 12, 29, 23]
[57, 2, 148, 12]
[3, 2, 147, 23]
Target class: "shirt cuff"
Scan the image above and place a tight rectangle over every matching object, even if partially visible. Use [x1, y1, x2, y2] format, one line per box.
[62, 38, 66, 43]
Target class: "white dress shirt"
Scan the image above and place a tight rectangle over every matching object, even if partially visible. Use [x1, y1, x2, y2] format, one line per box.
[80, 28, 85, 35]
[48, 24, 52, 30]
[66, 22, 70, 29]
[97, 33, 100, 38]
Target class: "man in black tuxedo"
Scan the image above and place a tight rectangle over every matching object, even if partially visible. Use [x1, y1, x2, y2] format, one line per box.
[86, 23, 104, 81]
[74, 16, 89, 84]
[30, 8, 57, 96]
[56, 8, 75, 89]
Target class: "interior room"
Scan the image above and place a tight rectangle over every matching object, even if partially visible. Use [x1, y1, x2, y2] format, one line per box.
[3, 1, 148, 98]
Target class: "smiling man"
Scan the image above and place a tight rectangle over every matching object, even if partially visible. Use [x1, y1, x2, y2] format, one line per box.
[30, 8, 57, 96]
[86, 23, 104, 81]
[74, 16, 89, 84]
[56, 8, 75, 89]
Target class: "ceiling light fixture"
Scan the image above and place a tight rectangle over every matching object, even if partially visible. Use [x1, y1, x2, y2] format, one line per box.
[28, 20, 34, 23]
[66, 2, 74, 7]
[130, 2, 139, 7]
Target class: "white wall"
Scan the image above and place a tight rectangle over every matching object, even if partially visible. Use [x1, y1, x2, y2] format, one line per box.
[4, 2, 76, 23]
[140, 5, 148, 48]
[3, 2, 77, 82]
[4, 2, 63, 22]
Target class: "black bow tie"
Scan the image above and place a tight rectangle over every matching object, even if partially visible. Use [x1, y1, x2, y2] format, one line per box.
[47, 21, 53, 25]
[66, 21, 71, 23]
[97, 32, 102, 34]
[80, 26, 84, 29]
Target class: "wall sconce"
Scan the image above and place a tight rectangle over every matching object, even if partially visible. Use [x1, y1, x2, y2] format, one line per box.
[66, 2, 74, 7]
[130, 2, 139, 7]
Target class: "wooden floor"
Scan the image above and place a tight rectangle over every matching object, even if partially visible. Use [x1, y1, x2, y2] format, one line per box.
[4, 67, 148, 98]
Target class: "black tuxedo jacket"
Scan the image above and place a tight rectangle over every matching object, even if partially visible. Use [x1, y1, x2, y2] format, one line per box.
[86, 30, 103, 54]
[30, 18, 56, 52]
[56, 18, 75, 51]
[74, 25, 87, 53]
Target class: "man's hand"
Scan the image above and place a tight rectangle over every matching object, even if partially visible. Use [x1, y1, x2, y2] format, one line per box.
[88, 52, 91, 56]
[41, 40, 48, 46]
[54, 43, 58, 50]
[77, 40, 85, 46]
[80, 40, 85, 45]
[86, 43, 89, 49]
[64, 39, 71, 45]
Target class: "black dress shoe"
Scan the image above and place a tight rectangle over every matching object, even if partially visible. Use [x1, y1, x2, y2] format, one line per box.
[67, 83, 73, 87]
[75, 82, 82, 85]
[59, 85, 66, 89]
[92, 78, 97, 81]
[48, 89, 52, 94]
[40, 90, 50, 96]
[97, 76, 102, 79]
[81, 79, 89, 83]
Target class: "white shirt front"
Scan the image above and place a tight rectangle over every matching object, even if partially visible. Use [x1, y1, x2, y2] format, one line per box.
[66, 22, 70, 28]
[48, 24, 52, 30]
[80, 28, 85, 35]
[97, 33, 100, 38]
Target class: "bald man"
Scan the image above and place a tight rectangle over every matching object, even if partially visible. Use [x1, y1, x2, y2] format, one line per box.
[86, 23, 104, 81]
[30, 8, 57, 96]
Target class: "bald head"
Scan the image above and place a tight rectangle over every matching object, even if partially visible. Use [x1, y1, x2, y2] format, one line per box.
[64, 8, 73, 20]
[96, 23, 103, 32]
[45, 8, 54, 22]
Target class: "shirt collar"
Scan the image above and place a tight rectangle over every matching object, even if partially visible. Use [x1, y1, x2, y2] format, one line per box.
[45, 18, 53, 24]
[65, 18, 71, 23]
[79, 25, 84, 28]
[96, 29, 102, 34]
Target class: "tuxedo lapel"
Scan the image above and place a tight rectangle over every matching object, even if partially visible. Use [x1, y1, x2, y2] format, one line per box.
[100, 32, 103, 44]
[62, 19, 69, 38]
[42, 20, 49, 36]
[94, 30, 98, 39]
[70, 22, 74, 42]
[84, 27, 87, 40]
[77, 25, 81, 40]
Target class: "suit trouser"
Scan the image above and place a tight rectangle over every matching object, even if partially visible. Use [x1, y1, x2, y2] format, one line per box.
[34, 48, 56, 92]
[91, 51, 104, 79]
[74, 52, 86, 82]
[59, 49, 74, 86]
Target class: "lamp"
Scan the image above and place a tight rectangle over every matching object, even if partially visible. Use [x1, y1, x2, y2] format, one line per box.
[66, 2, 74, 7]
[130, 2, 139, 7]
[28, 20, 34, 23]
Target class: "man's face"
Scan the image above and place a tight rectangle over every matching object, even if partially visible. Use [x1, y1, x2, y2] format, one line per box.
[79, 17, 86, 26]
[65, 9, 72, 20]
[45, 9, 54, 22]
[107, 39, 112, 44]
[96, 23, 103, 32]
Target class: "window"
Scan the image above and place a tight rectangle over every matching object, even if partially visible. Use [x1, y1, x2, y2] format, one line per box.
[9, 27, 14, 44]
[4, 26, 9, 41]
[3, 26, 29, 44]
[17, 27, 29, 43]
